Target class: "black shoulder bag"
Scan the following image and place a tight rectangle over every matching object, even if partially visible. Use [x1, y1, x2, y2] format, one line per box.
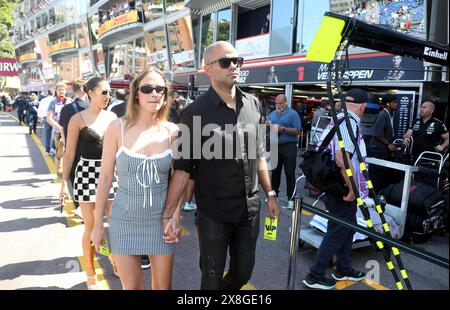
[300, 118, 350, 196]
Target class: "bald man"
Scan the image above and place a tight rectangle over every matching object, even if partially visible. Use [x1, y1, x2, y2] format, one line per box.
[162, 41, 280, 289]
[403, 101, 448, 161]
[266, 94, 301, 209]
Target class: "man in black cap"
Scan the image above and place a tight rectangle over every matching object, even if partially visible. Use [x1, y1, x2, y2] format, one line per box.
[303, 88, 368, 290]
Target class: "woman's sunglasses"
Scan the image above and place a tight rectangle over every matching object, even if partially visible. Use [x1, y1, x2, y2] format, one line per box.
[139, 85, 167, 95]
[207, 57, 244, 69]
[97, 89, 112, 96]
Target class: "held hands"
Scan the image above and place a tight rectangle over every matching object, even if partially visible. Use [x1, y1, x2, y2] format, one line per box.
[267, 196, 280, 220]
[163, 217, 181, 243]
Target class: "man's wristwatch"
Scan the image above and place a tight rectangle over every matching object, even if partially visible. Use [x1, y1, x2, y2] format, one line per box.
[266, 190, 276, 198]
[282, 127, 286, 132]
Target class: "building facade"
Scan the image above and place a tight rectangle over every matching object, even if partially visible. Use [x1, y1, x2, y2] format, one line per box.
[13, 0, 91, 92]
[13, 0, 448, 131]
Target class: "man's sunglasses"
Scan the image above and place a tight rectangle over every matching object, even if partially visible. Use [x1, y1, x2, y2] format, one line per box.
[207, 57, 244, 69]
[139, 85, 167, 95]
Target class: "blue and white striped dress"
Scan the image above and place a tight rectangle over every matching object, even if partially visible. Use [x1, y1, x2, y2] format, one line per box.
[108, 119, 175, 256]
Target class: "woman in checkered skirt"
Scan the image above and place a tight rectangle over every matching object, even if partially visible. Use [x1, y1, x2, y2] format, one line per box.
[90, 67, 181, 290]
[59, 77, 118, 289]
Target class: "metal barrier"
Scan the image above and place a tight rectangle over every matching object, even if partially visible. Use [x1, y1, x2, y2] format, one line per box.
[287, 195, 449, 289]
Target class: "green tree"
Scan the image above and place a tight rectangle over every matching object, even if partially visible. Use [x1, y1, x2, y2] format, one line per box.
[0, 0, 19, 58]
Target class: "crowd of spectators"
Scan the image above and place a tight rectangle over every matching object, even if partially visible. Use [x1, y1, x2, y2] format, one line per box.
[346, 0, 424, 34]
[98, 0, 145, 26]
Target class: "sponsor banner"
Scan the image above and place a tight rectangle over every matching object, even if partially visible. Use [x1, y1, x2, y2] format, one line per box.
[0, 58, 19, 76]
[97, 63, 106, 75]
[41, 59, 54, 80]
[18, 52, 36, 63]
[235, 34, 270, 61]
[148, 50, 168, 64]
[172, 50, 195, 65]
[423, 46, 448, 62]
[21, 83, 51, 92]
[174, 53, 424, 86]
[393, 91, 415, 139]
[98, 10, 138, 37]
[49, 40, 75, 55]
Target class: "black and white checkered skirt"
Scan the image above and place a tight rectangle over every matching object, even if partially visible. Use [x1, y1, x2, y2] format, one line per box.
[73, 157, 118, 202]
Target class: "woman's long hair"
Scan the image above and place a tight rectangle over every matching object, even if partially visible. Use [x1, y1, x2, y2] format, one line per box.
[125, 67, 172, 128]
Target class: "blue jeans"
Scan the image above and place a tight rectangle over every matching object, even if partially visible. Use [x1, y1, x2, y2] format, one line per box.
[195, 212, 260, 290]
[43, 118, 53, 153]
[310, 194, 357, 276]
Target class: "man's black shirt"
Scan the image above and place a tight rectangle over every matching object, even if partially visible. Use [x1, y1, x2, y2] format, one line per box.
[111, 101, 126, 118]
[410, 117, 448, 158]
[59, 98, 88, 142]
[369, 109, 395, 157]
[174, 86, 265, 223]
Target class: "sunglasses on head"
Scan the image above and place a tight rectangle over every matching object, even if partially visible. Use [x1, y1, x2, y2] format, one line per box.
[139, 85, 167, 95]
[208, 57, 244, 69]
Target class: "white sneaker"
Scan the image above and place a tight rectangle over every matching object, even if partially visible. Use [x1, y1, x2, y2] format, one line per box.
[44, 152, 50, 156]
[49, 148, 56, 155]
[283, 200, 294, 210]
[182, 202, 197, 211]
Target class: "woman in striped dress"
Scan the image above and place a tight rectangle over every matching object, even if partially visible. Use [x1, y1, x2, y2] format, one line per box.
[91, 67, 180, 290]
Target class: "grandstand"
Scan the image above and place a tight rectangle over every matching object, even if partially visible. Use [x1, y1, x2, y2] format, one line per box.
[343, 0, 425, 38]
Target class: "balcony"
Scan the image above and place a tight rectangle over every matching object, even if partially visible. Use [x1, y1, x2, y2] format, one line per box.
[48, 39, 77, 57]
[18, 52, 37, 64]
[14, 21, 71, 49]
[97, 10, 143, 45]
[14, 0, 58, 25]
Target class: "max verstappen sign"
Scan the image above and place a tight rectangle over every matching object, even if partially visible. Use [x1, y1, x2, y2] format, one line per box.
[0, 58, 19, 76]
[174, 53, 425, 86]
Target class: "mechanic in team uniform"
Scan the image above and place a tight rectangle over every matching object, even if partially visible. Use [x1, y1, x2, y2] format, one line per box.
[403, 101, 449, 161]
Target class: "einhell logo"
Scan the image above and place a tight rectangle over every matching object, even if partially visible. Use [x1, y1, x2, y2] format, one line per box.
[424, 47, 448, 61]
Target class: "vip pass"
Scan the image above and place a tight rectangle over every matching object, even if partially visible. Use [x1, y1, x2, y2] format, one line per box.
[264, 216, 278, 241]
